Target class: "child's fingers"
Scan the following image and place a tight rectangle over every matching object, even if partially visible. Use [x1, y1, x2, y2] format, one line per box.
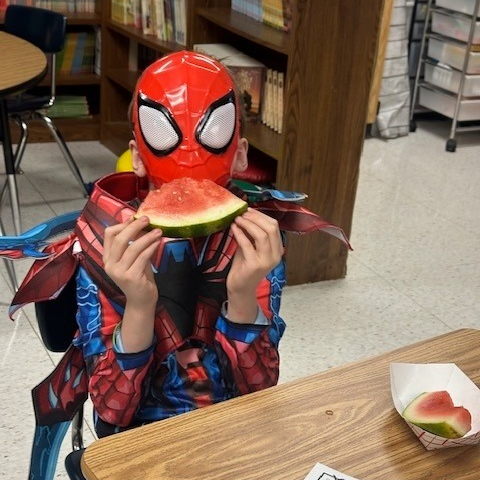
[104, 216, 151, 263]
[126, 234, 162, 277]
[234, 209, 282, 258]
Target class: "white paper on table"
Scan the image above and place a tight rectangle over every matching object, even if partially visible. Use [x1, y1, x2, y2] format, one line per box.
[390, 362, 480, 450]
[303, 462, 361, 480]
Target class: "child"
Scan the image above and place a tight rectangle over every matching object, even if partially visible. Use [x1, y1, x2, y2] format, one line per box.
[6, 51, 348, 480]
[71, 50, 287, 437]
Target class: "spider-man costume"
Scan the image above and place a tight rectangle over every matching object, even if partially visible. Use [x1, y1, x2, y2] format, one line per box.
[73, 172, 287, 436]
[4, 51, 351, 480]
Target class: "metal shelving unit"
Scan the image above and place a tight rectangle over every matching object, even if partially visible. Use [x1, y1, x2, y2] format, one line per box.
[409, 0, 480, 151]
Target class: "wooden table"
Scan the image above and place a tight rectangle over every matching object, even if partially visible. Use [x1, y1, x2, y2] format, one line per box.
[81, 329, 480, 480]
[0, 31, 47, 234]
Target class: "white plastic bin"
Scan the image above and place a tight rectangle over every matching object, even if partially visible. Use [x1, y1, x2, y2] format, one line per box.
[431, 10, 480, 44]
[419, 85, 480, 120]
[424, 62, 480, 96]
[428, 36, 480, 73]
[435, 0, 479, 17]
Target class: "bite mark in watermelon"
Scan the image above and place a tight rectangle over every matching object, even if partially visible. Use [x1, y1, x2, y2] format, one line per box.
[402, 390, 472, 439]
[135, 177, 248, 238]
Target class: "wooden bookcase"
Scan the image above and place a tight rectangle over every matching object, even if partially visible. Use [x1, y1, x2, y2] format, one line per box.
[99, 0, 385, 285]
[2, 0, 382, 285]
[1, 5, 103, 143]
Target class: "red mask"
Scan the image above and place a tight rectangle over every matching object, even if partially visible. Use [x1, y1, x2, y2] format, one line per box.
[132, 51, 241, 188]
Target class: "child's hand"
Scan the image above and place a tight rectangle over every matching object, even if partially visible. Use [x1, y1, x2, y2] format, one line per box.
[227, 208, 283, 323]
[103, 215, 162, 309]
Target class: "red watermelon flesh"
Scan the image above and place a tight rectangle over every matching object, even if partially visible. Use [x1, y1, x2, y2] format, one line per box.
[402, 390, 472, 439]
[135, 177, 248, 238]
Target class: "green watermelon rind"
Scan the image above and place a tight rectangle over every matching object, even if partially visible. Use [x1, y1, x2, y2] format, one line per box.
[136, 202, 248, 238]
[405, 420, 464, 439]
[402, 391, 472, 439]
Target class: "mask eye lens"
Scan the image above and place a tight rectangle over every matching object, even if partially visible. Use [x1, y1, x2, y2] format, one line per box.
[198, 103, 236, 151]
[196, 92, 236, 154]
[139, 104, 180, 154]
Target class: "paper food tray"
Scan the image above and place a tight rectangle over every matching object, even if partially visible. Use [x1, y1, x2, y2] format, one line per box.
[390, 363, 480, 450]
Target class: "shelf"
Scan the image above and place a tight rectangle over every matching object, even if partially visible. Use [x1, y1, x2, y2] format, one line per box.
[9, 115, 100, 143]
[0, 11, 101, 25]
[38, 73, 101, 87]
[106, 20, 183, 53]
[66, 12, 101, 25]
[196, 7, 290, 55]
[101, 121, 132, 156]
[244, 120, 283, 162]
[105, 68, 139, 93]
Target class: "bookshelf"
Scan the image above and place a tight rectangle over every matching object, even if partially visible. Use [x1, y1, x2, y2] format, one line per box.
[99, 0, 385, 285]
[0, 3, 102, 143]
[1, 1, 384, 285]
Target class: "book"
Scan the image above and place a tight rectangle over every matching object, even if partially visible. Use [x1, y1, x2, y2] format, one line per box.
[111, 0, 135, 25]
[193, 44, 266, 118]
[272, 69, 278, 131]
[263, 68, 273, 128]
[277, 71, 284, 134]
[133, 0, 142, 29]
[58, 32, 77, 74]
[94, 26, 101, 75]
[141, 0, 154, 35]
[173, 0, 187, 45]
[270, 0, 284, 29]
[163, 0, 175, 42]
[193, 43, 241, 62]
[153, 0, 166, 40]
[45, 95, 90, 118]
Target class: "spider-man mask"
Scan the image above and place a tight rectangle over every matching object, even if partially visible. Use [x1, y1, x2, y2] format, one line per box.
[132, 50, 241, 188]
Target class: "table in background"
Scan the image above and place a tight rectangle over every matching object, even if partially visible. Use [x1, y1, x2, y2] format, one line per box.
[82, 329, 480, 480]
[0, 31, 47, 234]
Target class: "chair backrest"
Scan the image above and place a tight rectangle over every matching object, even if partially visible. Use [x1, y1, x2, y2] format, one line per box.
[4, 5, 67, 55]
[35, 275, 78, 352]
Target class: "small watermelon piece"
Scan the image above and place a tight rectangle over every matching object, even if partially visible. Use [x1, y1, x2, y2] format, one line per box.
[135, 177, 248, 238]
[402, 390, 472, 439]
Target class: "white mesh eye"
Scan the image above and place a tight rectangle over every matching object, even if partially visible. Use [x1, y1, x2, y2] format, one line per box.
[139, 104, 180, 152]
[197, 102, 235, 151]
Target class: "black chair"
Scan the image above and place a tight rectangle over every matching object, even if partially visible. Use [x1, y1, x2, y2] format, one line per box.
[33, 275, 87, 480]
[3, 5, 89, 198]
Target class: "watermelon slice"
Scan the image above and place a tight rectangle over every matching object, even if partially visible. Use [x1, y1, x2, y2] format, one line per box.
[402, 390, 472, 439]
[135, 177, 248, 238]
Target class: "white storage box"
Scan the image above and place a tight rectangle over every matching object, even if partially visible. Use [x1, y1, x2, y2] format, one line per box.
[425, 62, 480, 96]
[432, 10, 480, 44]
[428, 36, 480, 73]
[419, 85, 480, 120]
[436, 0, 479, 17]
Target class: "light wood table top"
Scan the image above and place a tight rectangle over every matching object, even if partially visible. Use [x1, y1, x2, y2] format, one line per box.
[0, 31, 47, 242]
[0, 31, 47, 97]
[82, 329, 480, 480]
